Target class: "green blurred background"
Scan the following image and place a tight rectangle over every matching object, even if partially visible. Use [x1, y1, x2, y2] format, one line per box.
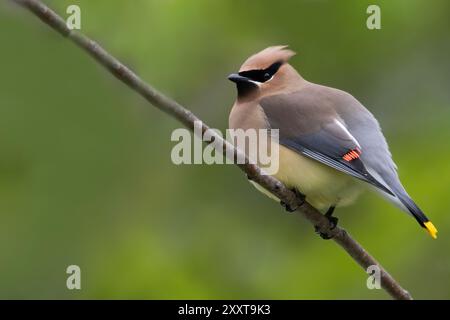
[1, 0, 449, 299]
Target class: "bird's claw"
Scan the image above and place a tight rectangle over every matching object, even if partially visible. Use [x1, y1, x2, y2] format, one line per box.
[280, 201, 297, 212]
[314, 227, 334, 240]
[327, 216, 339, 230]
[314, 215, 339, 240]
[280, 188, 305, 213]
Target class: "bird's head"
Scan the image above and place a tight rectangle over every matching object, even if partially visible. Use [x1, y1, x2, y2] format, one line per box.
[228, 46, 302, 100]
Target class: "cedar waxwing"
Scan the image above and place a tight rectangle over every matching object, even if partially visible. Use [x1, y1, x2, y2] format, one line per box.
[228, 46, 437, 239]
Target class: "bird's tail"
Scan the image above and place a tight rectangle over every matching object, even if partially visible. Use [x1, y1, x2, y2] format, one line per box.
[391, 186, 437, 239]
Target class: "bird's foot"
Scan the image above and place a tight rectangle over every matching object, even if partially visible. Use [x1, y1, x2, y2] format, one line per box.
[314, 207, 338, 240]
[327, 215, 339, 230]
[315, 230, 334, 240]
[280, 200, 296, 212]
[280, 188, 305, 213]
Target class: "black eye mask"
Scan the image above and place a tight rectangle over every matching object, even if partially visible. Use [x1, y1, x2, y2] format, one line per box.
[238, 61, 283, 83]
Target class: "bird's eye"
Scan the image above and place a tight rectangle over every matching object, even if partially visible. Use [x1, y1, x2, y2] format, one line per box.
[237, 61, 282, 83]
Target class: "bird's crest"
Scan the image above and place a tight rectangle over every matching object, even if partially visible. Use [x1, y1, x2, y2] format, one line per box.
[239, 46, 296, 72]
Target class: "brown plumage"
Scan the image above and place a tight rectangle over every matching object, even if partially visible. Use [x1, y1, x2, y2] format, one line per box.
[228, 46, 437, 238]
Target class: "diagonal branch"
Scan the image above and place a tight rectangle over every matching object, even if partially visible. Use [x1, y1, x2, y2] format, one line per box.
[11, 0, 413, 300]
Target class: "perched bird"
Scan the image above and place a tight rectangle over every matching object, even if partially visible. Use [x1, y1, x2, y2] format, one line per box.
[228, 46, 437, 239]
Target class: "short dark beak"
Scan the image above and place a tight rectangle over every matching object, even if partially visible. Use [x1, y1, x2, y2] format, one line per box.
[228, 73, 250, 84]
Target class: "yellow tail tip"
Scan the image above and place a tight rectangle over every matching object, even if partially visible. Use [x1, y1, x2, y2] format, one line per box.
[424, 221, 438, 239]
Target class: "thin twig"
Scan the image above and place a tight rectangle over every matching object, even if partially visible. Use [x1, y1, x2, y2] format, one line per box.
[11, 0, 413, 300]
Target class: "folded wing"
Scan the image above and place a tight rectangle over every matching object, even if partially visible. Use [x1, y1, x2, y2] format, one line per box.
[260, 92, 393, 195]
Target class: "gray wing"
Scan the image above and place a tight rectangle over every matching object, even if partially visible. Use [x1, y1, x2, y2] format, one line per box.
[260, 91, 393, 195]
[332, 87, 430, 224]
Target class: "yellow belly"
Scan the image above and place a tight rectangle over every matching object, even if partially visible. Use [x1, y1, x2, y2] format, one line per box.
[253, 145, 363, 211]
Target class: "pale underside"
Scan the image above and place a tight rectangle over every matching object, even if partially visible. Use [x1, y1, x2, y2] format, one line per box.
[252, 143, 365, 212]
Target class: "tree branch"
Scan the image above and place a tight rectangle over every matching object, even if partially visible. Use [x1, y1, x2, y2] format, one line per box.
[12, 0, 413, 300]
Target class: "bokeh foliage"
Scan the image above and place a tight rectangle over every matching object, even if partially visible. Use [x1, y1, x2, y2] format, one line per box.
[0, 0, 449, 299]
